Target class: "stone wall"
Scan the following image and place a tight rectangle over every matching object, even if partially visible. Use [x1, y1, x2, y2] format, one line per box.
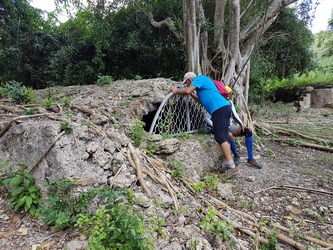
[310, 87, 333, 108]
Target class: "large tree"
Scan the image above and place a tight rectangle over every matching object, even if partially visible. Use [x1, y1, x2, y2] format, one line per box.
[56, 0, 316, 111]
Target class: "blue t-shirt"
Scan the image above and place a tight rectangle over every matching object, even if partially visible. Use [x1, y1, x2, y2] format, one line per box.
[191, 75, 229, 115]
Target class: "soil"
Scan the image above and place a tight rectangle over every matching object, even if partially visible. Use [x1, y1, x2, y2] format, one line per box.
[0, 83, 332, 250]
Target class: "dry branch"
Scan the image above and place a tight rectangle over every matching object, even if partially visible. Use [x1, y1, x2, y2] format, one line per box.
[70, 105, 94, 115]
[257, 121, 328, 146]
[254, 185, 333, 196]
[272, 138, 333, 153]
[127, 142, 151, 195]
[0, 113, 53, 138]
[29, 131, 65, 174]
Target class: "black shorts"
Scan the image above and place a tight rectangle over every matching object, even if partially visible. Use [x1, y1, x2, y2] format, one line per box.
[212, 105, 232, 145]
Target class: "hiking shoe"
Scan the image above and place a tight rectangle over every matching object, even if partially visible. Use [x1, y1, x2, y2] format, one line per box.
[221, 167, 240, 177]
[233, 156, 240, 166]
[246, 159, 262, 169]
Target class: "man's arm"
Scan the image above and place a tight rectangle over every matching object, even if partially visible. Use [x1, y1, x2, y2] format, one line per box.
[230, 100, 243, 127]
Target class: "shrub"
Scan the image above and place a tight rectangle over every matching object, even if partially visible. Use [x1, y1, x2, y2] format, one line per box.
[0, 161, 42, 216]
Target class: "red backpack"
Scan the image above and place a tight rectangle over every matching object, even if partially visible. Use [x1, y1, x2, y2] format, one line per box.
[211, 79, 228, 98]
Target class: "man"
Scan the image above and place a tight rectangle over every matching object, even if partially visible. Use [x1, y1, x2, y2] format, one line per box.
[204, 86, 263, 169]
[170, 72, 239, 173]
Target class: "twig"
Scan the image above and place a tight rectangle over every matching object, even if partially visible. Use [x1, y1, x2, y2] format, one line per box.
[127, 142, 151, 195]
[109, 162, 126, 188]
[29, 131, 65, 174]
[254, 185, 333, 196]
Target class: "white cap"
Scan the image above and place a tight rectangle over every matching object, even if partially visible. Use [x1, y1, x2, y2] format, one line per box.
[182, 72, 196, 84]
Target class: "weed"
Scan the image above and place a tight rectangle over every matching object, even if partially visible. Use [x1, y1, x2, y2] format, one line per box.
[146, 142, 158, 156]
[113, 124, 120, 129]
[259, 228, 279, 250]
[204, 174, 219, 191]
[134, 75, 142, 80]
[191, 181, 205, 192]
[201, 206, 234, 241]
[128, 119, 146, 147]
[97, 75, 113, 84]
[60, 120, 73, 134]
[0, 161, 42, 216]
[24, 109, 37, 115]
[61, 96, 71, 107]
[75, 188, 154, 249]
[5, 81, 36, 104]
[168, 160, 186, 180]
[42, 97, 54, 107]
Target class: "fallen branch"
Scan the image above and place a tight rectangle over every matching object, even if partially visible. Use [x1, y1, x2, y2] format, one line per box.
[109, 162, 126, 188]
[256, 121, 329, 146]
[30, 131, 65, 174]
[127, 142, 151, 196]
[254, 184, 333, 196]
[70, 105, 94, 115]
[272, 138, 333, 153]
[0, 113, 53, 138]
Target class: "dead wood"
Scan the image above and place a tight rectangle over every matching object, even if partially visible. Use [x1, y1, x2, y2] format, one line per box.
[272, 138, 333, 153]
[254, 184, 333, 196]
[109, 162, 126, 188]
[257, 121, 328, 145]
[274, 224, 333, 248]
[0, 113, 53, 138]
[70, 105, 94, 115]
[127, 142, 151, 195]
[0, 105, 21, 113]
[29, 131, 65, 174]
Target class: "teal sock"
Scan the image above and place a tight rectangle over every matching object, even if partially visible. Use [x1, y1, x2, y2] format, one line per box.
[230, 140, 239, 157]
[245, 136, 253, 161]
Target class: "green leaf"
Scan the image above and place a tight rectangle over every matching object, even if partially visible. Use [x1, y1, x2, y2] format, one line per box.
[9, 176, 23, 186]
[26, 196, 32, 208]
[0, 160, 10, 169]
[11, 186, 25, 196]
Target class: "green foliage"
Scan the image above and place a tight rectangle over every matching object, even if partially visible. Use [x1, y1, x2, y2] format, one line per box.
[191, 181, 205, 192]
[0, 161, 42, 216]
[61, 97, 71, 107]
[60, 120, 73, 134]
[75, 188, 154, 250]
[97, 75, 113, 84]
[258, 228, 280, 250]
[38, 178, 100, 229]
[201, 206, 234, 241]
[24, 109, 37, 115]
[167, 161, 186, 180]
[5, 81, 36, 104]
[128, 119, 146, 147]
[42, 97, 54, 108]
[204, 174, 219, 191]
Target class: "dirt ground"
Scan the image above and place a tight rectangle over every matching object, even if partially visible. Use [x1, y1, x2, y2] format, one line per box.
[0, 86, 332, 249]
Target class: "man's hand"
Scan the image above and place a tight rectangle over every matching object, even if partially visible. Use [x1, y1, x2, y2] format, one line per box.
[170, 86, 178, 94]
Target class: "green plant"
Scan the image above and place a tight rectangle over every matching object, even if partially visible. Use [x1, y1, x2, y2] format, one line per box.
[5, 81, 36, 104]
[97, 75, 113, 84]
[38, 178, 105, 229]
[42, 97, 54, 107]
[61, 96, 71, 107]
[259, 228, 279, 250]
[146, 142, 158, 156]
[201, 206, 234, 241]
[134, 75, 142, 80]
[0, 161, 42, 216]
[128, 119, 146, 147]
[24, 109, 37, 115]
[168, 160, 186, 180]
[204, 174, 219, 191]
[191, 181, 205, 192]
[60, 120, 73, 134]
[75, 188, 154, 249]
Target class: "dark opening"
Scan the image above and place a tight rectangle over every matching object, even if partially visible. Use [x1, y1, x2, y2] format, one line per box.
[142, 103, 160, 132]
